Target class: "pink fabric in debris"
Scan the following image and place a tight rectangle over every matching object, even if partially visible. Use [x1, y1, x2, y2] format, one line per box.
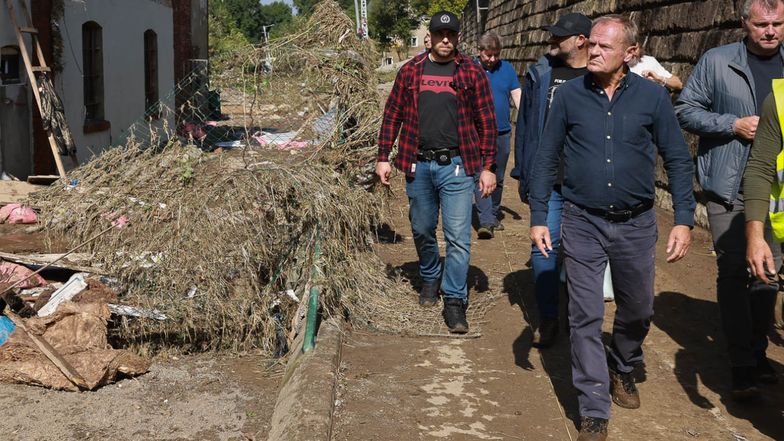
[0, 262, 46, 288]
[0, 204, 37, 224]
[180, 122, 207, 139]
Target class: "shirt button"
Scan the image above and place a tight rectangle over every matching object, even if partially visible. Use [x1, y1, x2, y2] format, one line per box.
[608, 182, 612, 187]
[607, 159, 611, 163]
[600, 91, 604, 94]
[610, 205, 615, 209]
[606, 135, 611, 139]
[607, 112, 612, 116]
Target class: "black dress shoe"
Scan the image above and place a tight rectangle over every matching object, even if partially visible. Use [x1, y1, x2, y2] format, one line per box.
[755, 355, 779, 384]
[731, 366, 759, 401]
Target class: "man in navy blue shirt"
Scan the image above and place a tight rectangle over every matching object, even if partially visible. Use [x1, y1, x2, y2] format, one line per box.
[528, 15, 695, 440]
[474, 32, 521, 239]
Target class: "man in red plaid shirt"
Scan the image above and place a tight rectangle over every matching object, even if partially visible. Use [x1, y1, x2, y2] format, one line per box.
[376, 11, 497, 333]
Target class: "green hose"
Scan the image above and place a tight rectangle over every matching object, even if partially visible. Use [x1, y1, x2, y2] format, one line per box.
[302, 225, 321, 353]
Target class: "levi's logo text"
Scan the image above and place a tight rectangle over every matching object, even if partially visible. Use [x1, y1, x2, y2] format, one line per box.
[420, 75, 455, 95]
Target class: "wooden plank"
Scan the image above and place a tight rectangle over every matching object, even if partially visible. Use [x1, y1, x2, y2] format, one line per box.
[0, 251, 107, 275]
[0, 181, 42, 203]
[26, 175, 60, 185]
[5, 310, 89, 390]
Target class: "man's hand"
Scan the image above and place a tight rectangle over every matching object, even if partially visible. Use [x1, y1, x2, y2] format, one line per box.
[530, 226, 552, 258]
[733, 116, 760, 141]
[746, 220, 776, 283]
[478, 170, 497, 198]
[665, 225, 692, 263]
[376, 161, 392, 186]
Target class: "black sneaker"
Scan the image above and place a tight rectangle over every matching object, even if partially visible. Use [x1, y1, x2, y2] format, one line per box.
[755, 355, 779, 384]
[419, 282, 439, 307]
[532, 318, 559, 348]
[577, 416, 608, 441]
[731, 366, 759, 401]
[442, 298, 469, 334]
[493, 221, 505, 231]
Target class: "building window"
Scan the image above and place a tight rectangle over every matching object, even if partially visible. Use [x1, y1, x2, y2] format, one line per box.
[0, 46, 21, 85]
[144, 30, 159, 118]
[410, 36, 418, 47]
[384, 57, 393, 65]
[82, 21, 104, 122]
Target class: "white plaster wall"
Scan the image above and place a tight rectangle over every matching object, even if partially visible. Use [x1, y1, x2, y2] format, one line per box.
[0, 1, 34, 177]
[58, 0, 175, 164]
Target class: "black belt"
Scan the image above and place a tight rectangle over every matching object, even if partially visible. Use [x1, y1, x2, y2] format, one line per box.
[417, 148, 460, 163]
[581, 200, 654, 222]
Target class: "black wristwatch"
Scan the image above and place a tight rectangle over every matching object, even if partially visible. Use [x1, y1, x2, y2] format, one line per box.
[485, 163, 497, 173]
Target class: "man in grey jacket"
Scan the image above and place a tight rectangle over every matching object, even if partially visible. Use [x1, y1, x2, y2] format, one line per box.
[675, 0, 784, 400]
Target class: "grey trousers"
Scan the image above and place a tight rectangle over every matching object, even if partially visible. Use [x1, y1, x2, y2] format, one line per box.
[561, 201, 657, 419]
[706, 195, 781, 368]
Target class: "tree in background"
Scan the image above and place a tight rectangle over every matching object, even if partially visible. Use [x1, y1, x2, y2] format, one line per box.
[258, 2, 294, 40]
[217, 0, 293, 44]
[424, 0, 468, 16]
[209, 0, 252, 57]
[369, 0, 418, 58]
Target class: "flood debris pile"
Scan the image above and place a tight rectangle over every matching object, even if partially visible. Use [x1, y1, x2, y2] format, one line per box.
[29, 143, 410, 354]
[210, 0, 382, 190]
[11, 1, 491, 365]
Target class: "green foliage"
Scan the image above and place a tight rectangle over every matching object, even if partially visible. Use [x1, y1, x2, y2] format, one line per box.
[216, 0, 293, 44]
[368, 0, 418, 51]
[209, 0, 252, 57]
[258, 2, 294, 40]
[425, 0, 468, 16]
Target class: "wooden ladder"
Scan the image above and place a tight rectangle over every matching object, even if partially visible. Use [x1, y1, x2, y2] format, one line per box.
[4, 0, 70, 180]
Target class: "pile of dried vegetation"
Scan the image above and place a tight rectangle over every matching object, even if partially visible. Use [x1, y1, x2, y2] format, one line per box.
[28, 1, 494, 356]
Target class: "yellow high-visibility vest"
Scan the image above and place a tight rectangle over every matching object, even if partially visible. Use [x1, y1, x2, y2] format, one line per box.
[769, 79, 784, 241]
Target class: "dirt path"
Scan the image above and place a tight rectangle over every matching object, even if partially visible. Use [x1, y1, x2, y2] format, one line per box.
[332, 169, 784, 440]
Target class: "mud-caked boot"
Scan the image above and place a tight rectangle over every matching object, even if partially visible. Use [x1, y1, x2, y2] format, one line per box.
[419, 282, 440, 307]
[577, 416, 608, 441]
[442, 298, 469, 334]
[609, 369, 640, 409]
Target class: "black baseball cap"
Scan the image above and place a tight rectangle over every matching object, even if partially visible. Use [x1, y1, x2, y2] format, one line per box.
[430, 11, 460, 33]
[543, 12, 592, 37]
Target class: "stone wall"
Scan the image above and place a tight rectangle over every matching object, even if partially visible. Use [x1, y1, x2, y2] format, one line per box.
[461, 0, 748, 226]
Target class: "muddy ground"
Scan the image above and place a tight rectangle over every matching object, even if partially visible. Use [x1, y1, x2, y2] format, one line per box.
[0, 223, 282, 441]
[332, 170, 784, 440]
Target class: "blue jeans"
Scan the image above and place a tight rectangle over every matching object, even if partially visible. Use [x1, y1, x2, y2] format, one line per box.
[531, 189, 564, 319]
[474, 131, 511, 226]
[406, 156, 475, 301]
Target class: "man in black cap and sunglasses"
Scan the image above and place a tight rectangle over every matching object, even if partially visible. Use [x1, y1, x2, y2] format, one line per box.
[376, 11, 497, 333]
[511, 12, 592, 349]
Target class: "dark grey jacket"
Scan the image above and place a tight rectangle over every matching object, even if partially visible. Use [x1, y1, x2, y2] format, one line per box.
[675, 41, 784, 204]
